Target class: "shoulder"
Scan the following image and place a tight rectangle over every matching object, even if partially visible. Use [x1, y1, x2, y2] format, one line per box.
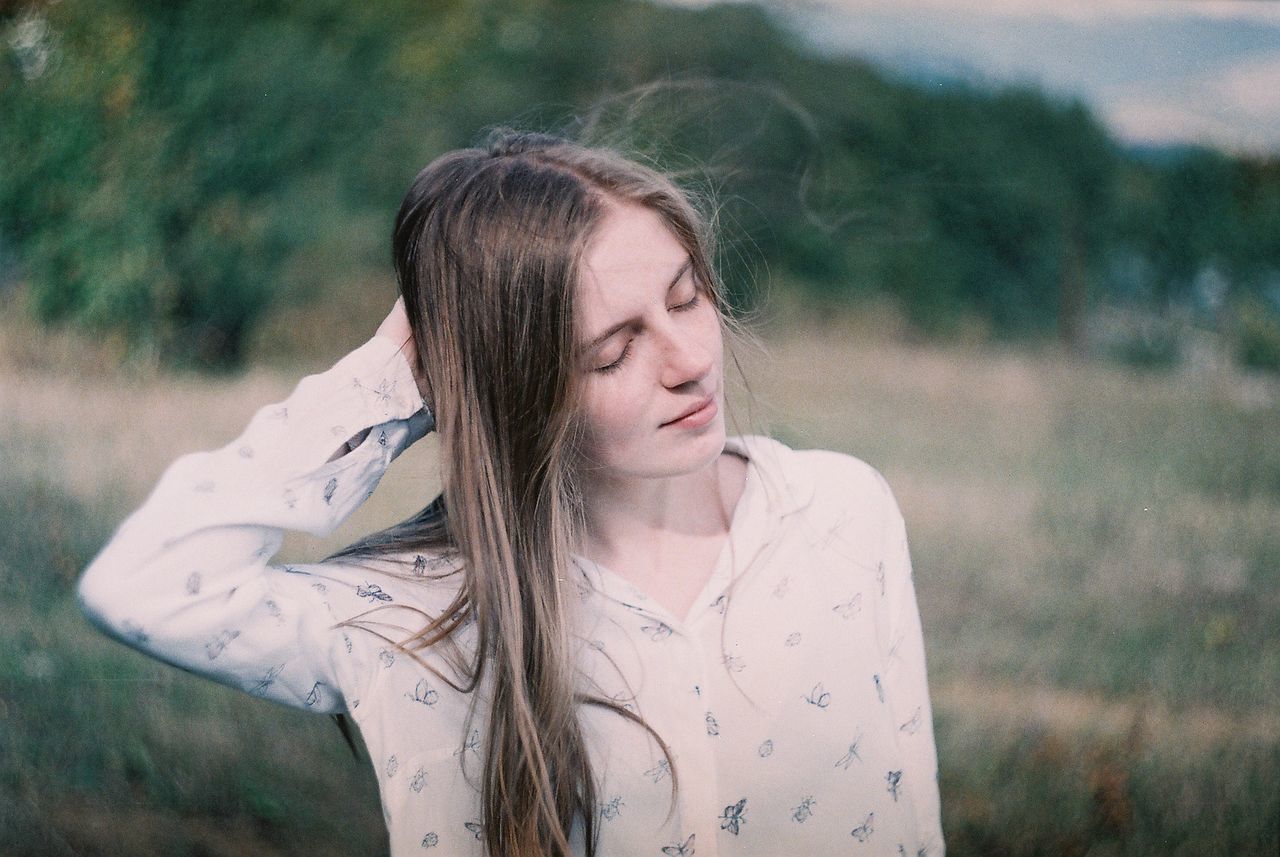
[732, 434, 899, 521]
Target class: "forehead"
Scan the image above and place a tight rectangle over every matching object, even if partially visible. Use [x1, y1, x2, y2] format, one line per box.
[578, 202, 688, 325]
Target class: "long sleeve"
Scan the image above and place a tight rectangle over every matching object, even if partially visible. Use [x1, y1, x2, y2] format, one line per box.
[77, 335, 434, 715]
[877, 472, 945, 854]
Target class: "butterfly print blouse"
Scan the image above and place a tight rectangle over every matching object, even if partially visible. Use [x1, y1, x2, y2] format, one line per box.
[79, 335, 944, 855]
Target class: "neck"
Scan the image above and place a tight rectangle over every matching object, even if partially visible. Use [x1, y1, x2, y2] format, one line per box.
[577, 451, 745, 570]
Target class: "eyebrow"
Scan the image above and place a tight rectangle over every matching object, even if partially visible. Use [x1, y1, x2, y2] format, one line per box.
[583, 258, 694, 351]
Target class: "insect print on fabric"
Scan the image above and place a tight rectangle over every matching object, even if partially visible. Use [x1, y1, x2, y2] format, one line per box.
[784, 632, 802, 647]
[410, 768, 428, 793]
[194, 479, 216, 493]
[264, 599, 284, 623]
[876, 560, 886, 597]
[719, 798, 747, 835]
[705, 712, 720, 736]
[710, 593, 728, 614]
[661, 833, 695, 856]
[899, 706, 923, 735]
[791, 795, 816, 823]
[358, 582, 393, 603]
[412, 554, 428, 576]
[378, 648, 396, 669]
[817, 511, 855, 552]
[722, 653, 746, 673]
[386, 754, 399, 778]
[850, 812, 875, 842]
[645, 759, 671, 783]
[455, 729, 481, 760]
[758, 739, 774, 758]
[377, 429, 388, 449]
[420, 831, 439, 848]
[407, 678, 439, 706]
[305, 682, 323, 707]
[342, 633, 353, 654]
[835, 733, 863, 769]
[269, 406, 288, 421]
[205, 628, 240, 660]
[642, 621, 673, 641]
[874, 674, 885, 703]
[248, 664, 284, 697]
[238, 445, 254, 459]
[886, 770, 903, 802]
[185, 572, 202, 595]
[772, 576, 790, 599]
[352, 375, 397, 408]
[600, 795, 625, 821]
[833, 593, 863, 620]
[323, 476, 338, 504]
[281, 487, 298, 509]
[464, 821, 484, 841]
[804, 682, 831, 709]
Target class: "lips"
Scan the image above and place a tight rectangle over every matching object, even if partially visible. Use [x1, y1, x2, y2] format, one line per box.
[663, 394, 715, 426]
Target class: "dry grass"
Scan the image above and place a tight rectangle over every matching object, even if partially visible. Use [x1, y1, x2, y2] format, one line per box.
[2, 303, 1278, 855]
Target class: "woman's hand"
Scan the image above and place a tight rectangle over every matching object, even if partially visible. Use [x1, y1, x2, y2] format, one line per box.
[375, 296, 432, 408]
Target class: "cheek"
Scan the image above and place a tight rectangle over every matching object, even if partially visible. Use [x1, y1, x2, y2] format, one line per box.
[581, 382, 647, 455]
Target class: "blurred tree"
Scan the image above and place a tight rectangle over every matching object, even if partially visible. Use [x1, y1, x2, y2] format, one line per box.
[2, 0, 1277, 367]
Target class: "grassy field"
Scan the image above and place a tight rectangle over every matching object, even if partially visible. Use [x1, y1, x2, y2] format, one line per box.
[1, 304, 1277, 855]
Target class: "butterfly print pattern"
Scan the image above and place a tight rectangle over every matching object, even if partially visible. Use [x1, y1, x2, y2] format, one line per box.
[642, 621, 673, 641]
[600, 795, 625, 821]
[645, 759, 671, 784]
[804, 682, 831, 709]
[408, 678, 439, 706]
[73, 337, 941, 857]
[661, 833, 695, 856]
[851, 812, 875, 842]
[720, 798, 747, 835]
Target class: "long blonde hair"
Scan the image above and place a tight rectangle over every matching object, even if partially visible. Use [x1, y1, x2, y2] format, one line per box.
[328, 129, 734, 856]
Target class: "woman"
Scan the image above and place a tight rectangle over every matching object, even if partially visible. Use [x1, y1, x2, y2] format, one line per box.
[78, 130, 943, 856]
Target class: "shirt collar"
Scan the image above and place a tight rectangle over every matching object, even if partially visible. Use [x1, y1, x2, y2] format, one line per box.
[572, 434, 815, 625]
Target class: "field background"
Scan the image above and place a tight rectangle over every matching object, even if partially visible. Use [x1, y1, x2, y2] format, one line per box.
[2, 292, 1277, 856]
[4, 0, 1280, 852]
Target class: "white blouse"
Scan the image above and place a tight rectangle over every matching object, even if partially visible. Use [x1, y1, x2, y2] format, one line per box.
[78, 335, 944, 856]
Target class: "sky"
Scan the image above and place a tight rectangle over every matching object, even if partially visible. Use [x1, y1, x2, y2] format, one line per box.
[674, 0, 1280, 156]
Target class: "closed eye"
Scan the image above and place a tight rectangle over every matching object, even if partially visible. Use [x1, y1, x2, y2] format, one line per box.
[591, 280, 702, 375]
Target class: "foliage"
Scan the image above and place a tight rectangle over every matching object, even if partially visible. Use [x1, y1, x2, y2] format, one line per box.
[2, 0, 1279, 367]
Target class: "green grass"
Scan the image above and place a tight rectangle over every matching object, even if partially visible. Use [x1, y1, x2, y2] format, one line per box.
[2, 316, 1277, 855]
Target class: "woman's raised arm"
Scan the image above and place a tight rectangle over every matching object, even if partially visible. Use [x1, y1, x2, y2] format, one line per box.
[76, 316, 433, 715]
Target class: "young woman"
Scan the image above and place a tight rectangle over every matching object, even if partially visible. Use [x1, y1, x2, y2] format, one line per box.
[78, 130, 943, 856]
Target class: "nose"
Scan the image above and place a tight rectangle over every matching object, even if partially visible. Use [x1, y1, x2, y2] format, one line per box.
[656, 322, 715, 390]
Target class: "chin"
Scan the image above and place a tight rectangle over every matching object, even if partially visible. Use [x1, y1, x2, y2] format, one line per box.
[656, 419, 727, 476]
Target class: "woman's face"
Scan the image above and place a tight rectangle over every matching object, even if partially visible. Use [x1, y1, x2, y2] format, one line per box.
[574, 201, 726, 485]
